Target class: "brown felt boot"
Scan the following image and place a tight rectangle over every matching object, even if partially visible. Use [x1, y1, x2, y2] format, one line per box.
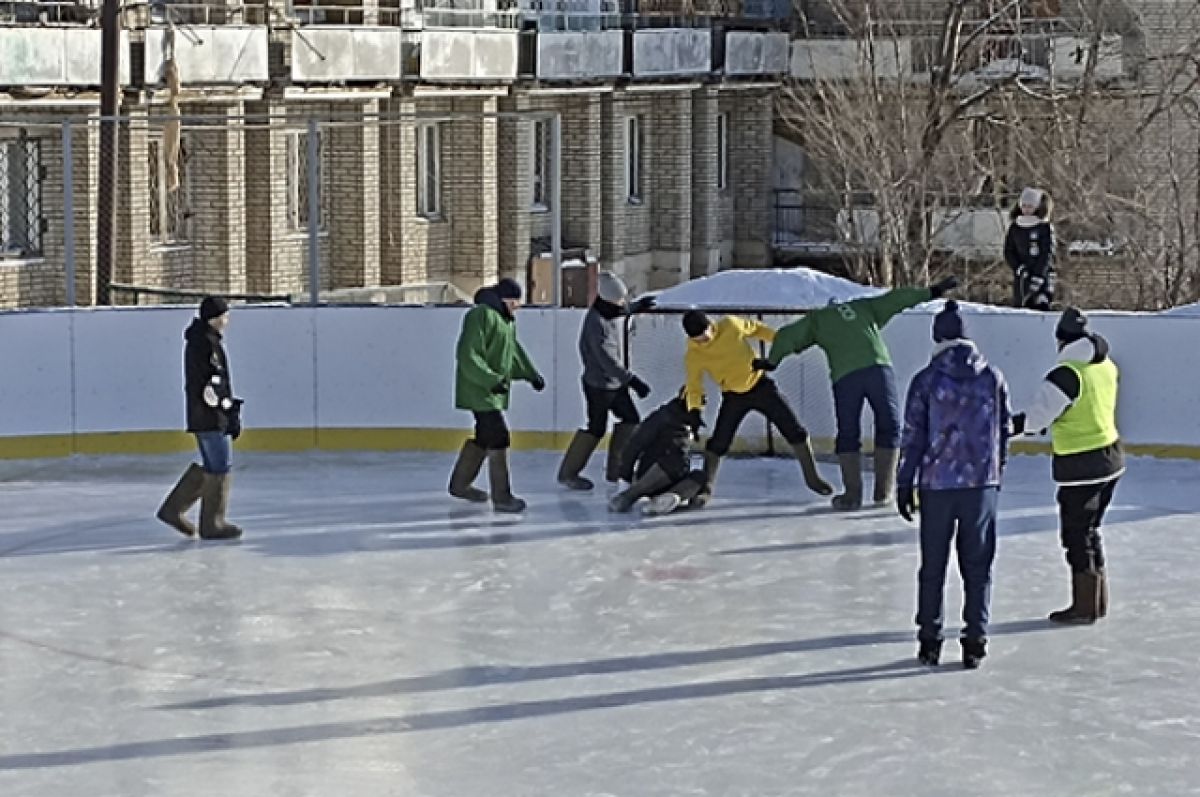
[605, 422, 638, 484]
[831, 452, 863, 511]
[872, 446, 900, 505]
[1097, 569, 1109, 619]
[609, 464, 674, 513]
[156, 463, 206, 537]
[487, 449, 526, 513]
[449, 440, 489, 503]
[557, 431, 600, 491]
[792, 439, 833, 496]
[199, 472, 243, 540]
[1048, 570, 1100, 624]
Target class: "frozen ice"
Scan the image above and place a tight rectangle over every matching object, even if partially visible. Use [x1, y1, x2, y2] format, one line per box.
[1, 450, 1198, 796]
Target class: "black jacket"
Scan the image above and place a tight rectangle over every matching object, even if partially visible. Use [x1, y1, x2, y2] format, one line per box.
[618, 397, 701, 483]
[1004, 216, 1055, 278]
[184, 318, 235, 433]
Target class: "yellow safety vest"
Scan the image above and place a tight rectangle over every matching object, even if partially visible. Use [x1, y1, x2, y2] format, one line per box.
[1051, 358, 1119, 456]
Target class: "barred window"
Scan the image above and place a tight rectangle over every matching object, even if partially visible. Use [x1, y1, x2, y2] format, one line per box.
[148, 135, 192, 245]
[0, 134, 44, 258]
[531, 119, 550, 210]
[416, 123, 442, 219]
[287, 131, 330, 232]
[625, 115, 643, 204]
[717, 112, 729, 191]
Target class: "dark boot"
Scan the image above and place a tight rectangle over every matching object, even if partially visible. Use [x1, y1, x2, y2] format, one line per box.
[557, 431, 600, 491]
[791, 439, 833, 496]
[917, 638, 942, 666]
[831, 452, 863, 511]
[605, 422, 638, 484]
[448, 440, 489, 502]
[609, 464, 673, 513]
[1048, 570, 1100, 624]
[691, 451, 721, 508]
[199, 472, 243, 540]
[487, 449, 526, 513]
[156, 463, 206, 537]
[1097, 569, 1109, 619]
[872, 446, 900, 505]
[960, 638, 987, 670]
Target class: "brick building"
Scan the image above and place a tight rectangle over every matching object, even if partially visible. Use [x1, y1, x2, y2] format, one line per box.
[0, 0, 790, 308]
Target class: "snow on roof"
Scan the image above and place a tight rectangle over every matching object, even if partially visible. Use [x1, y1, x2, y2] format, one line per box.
[646, 268, 885, 311]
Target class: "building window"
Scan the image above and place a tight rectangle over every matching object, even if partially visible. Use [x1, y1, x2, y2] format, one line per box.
[0, 134, 44, 258]
[717, 112, 729, 191]
[532, 119, 551, 211]
[148, 134, 191, 246]
[416, 123, 442, 219]
[625, 115, 643, 204]
[287, 131, 330, 232]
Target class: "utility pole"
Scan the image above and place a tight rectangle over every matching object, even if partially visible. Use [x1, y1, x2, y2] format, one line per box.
[96, 0, 121, 305]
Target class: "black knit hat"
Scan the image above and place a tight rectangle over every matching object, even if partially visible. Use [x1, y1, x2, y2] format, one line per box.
[682, 310, 711, 339]
[1056, 307, 1089, 343]
[932, 300, 967, 342]
[496, 278, 523, 301]
[199, 296, 229, 321]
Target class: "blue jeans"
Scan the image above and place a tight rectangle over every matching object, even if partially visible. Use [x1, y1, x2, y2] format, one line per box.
[831, 365, 900, 454]
[195, 431, 233, 475]
[915, 486, 998, 642]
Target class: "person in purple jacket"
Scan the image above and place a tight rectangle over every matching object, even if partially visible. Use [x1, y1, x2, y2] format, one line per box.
[896, 301, 1012, 670]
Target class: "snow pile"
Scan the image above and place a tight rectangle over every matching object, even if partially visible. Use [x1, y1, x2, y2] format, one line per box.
[646, 268, 885, 311]
[1161, 302, 1200, 317]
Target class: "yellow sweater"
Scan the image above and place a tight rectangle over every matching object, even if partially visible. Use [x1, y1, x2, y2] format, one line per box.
[684, 316, 776, 410]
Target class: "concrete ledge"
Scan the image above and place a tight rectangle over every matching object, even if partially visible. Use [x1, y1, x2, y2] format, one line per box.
[536, 31, 623, 80]
[0, 29, 130, 87]
[290, 27, 403, 83]
[633, 29, 711, 77]
[725, 32, 789, 76]
[420, 30, 519, 81]
[145, 27, 269, 85]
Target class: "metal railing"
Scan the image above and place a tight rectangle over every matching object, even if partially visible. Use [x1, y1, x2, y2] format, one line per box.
[0, 0, 96, 24]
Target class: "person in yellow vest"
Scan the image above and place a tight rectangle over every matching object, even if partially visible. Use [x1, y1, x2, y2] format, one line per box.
[682, 310, 832, 505]
[1013, 307, 1123, 624]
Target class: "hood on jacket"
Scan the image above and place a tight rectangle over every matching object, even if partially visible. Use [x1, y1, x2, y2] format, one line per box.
[591, 296, 625, 320]
[1058, 333, 1110, 365]
[474, 286, 514, 322]
[185, 317, 218, 342]
[930, 339, 986, 380]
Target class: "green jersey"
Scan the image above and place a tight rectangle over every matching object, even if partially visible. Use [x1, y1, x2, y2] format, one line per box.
[767, 287, 932, 384]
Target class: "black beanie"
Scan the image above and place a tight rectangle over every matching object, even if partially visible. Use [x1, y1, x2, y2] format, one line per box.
[682, 310, 711, 339]
[199, 296, 229, 321]
[1056, 307, 1088, 344]
[932, 300, 967, 342]
[496, 278, 522, 301]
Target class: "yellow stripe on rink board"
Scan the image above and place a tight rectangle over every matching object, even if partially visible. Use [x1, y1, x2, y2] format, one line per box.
[1, 428, 1198, 461]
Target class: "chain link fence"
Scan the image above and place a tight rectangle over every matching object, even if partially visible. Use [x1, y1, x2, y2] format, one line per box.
[0, 108, 565, 310]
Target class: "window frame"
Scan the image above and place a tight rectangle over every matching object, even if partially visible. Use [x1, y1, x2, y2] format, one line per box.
[625, 114, 643, 205]
[416, 122, 443, 220]
[147, 133, 192, 248]
[531, 118, 551, 212]
[717, 111, 729, 192]
[0, 133, 45, 260]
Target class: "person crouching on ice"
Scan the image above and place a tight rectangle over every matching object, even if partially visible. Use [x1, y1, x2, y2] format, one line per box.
[609, 389, 708, 515]
[449, 278, 546, 513]
[896, 301, 1011, 670]
[682, 310, 831, 506]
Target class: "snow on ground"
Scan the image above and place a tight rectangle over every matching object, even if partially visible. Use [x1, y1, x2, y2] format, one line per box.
[0, 450, 1197, 796]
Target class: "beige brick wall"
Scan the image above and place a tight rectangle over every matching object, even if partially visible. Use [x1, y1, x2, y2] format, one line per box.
[729, 89, 772, 267]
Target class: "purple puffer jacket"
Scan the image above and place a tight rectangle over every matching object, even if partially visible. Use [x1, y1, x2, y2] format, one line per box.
[897, 341, 1012, 492]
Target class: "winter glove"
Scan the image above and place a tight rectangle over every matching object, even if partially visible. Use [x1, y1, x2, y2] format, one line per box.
[226, 399, 244, 441]
[1011, 412, 1026, 436]
[529, 374, 546, 392]
[491, 381, 510, 396]
[897, 486, 917, 523]
[629, 296, 657, 314]
[751, 358, 777, 372]
[929, 275, 959, 298]
[628, 375, 651, 399]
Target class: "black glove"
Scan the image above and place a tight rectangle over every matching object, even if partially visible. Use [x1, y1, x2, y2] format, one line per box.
[629, 296, 657, 314]
[897, 486, 917, 523]
[751, 358, 777, 372]
[529, 374, 546, 392]
[628, 375, 651, 399]
[226, 399, 244, 441]
[929, 275, 959, 298]
[491, 381, 510, 395]
[1011, 412, 1026, 436]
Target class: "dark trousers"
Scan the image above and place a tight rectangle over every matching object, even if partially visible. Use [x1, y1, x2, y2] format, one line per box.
[473, 410, 511, 451]
[705, 377, 807, 457]
[1057, 478, 1119, 573]
[831, 365, 900, 454]
[915, 486, 998, 642]
[583, 381, 640, 437]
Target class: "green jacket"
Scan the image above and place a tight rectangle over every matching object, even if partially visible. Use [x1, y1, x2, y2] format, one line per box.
[455, 289, 541, 412]
[768, 287, 931, 384]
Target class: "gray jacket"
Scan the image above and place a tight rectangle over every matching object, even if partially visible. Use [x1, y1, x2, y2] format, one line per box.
[579, 301, 631, 390]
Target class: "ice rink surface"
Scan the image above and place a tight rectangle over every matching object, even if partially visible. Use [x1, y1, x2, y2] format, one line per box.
[1, 450, 1198, 796]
